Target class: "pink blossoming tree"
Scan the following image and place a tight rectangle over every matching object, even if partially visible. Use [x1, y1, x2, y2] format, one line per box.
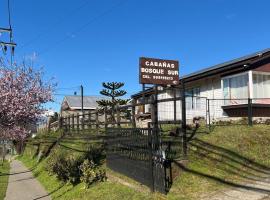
[0, 60, 55, 142]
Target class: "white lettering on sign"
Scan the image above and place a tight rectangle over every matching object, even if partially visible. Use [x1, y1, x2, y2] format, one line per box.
[168, 70, 178, 75]
[153, 76, 174, 80]
[142, 75, 150, 79]
[141, 68, 164, 74]
[144, 61, 175, 68]
[140, 57, 179, 85]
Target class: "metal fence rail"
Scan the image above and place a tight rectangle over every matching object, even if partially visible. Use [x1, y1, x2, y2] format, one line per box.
[50, 85, 270, 195]
[207, 98, 270, 127]
[106, 127, 172, 194]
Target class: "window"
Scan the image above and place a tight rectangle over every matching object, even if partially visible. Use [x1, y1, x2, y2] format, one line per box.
[253, 72, 270, 104]
[186, 87, 200, 110]
[253, 73, 270, 98]
[222, 73, 248, 105]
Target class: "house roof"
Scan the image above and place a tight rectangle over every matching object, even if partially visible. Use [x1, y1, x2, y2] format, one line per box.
[181, 48, 270, 81]
[132, 48, 270, 98]
[62, 95, 109, 110]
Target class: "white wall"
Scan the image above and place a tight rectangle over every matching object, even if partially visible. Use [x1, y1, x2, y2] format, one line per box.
[156, 75, 229, 122]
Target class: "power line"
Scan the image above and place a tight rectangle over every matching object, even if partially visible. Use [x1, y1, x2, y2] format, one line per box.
[54, 93, 74, 96]
[55, 86, 81, 91]
[18, 0, 92, 51]
[37, 0, 128, 56]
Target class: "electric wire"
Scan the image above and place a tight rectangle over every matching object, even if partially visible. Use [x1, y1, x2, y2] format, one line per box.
[55, 86, 81, 91]
[19, 0, 91, 50]
[54, 93, 76, 96]
[37, 0, 128, 56]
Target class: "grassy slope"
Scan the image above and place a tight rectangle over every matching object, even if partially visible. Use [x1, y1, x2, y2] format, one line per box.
[167, 124, 270, 200]
[19, 131, 154, 200]
[20, 125, 270, 200]
[20, 156, 154, 200]
[0, 161, 10, 200]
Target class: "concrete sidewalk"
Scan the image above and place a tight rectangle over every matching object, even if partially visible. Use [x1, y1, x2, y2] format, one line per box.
[5, 159, 51, 200]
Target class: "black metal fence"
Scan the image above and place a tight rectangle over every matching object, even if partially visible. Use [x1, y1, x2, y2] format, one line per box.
[106, 128, 171, 193]
[104, 86, 187, 194]
[55, 86, 187, 194]
[207, 98, 270, 127]
[55, 84, 270, 194]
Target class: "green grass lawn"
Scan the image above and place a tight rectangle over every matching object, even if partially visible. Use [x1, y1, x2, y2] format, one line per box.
[0, 161, 10, 200]
[19, 124, 270, 200]
[166, 124, 270, 200]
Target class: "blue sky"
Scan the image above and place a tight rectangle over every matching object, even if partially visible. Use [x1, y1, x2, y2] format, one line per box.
[0, 0, 269, 111]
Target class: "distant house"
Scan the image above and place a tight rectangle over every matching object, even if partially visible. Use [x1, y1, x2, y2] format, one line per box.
[132, 48, 270, 122]
[61, 95, 108, 117]
[37, 110, 55, 131]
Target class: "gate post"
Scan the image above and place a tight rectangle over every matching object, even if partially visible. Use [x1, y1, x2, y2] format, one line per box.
[104, 107, 108, 129]
[248, 98, 253, 126]
[68, 115, 71, 132]
[152, 85, 159, 130]
[207, 99, 211, 130]
[173, 86, 177, 122]
[95, 108, 99, 131]
[116, 104, 121, 128]
[76, 113, 80, 132]
[181, 80, 187, 158]
[82, 113, 85, 131]
[131, 100, 136, 128]
[72, 114, 75, 131]
[149, 85, 159, 192]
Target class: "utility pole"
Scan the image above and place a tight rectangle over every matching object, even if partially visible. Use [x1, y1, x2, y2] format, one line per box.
[81, 85, 84, 114]
[0, 0, 16, 63]
[0, 0, 16, 163]
[80, 85, 84, 130]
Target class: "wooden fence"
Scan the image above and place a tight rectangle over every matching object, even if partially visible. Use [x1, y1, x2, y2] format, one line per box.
[54, 107, 134, 133]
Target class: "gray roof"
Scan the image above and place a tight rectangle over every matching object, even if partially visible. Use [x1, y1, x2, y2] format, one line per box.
[63, 95, 109, 109]
[181, 48, 270, 80]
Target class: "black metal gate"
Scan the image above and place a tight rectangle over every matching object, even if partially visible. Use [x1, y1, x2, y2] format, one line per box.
[106, 127, 172, 193]
[106, 85, 188, 194]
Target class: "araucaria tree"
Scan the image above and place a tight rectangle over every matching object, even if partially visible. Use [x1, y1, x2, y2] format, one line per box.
[0, 60, 55, 141]
[97, 82, 128, 122]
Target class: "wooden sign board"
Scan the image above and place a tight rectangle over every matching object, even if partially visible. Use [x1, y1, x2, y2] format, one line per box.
[139, 57, 179, 85]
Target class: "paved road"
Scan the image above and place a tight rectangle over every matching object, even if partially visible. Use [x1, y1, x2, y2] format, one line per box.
[5, 159, 51, 200]
[201, 177, 270, 200]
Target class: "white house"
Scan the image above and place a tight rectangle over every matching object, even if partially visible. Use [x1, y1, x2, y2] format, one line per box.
[132, 48, 270, 122]
[60, 95, 108, 117]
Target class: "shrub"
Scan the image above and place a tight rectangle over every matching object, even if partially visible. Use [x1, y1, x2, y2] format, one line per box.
[79, 159, 106, 188]
[46, 149, 66, 177]
[84, 143, 105, 165]
[46, 149, 85, 184]
[45, 139, 106, 186]
[265, 119, 270, 125]
[65, 153, 85, 184]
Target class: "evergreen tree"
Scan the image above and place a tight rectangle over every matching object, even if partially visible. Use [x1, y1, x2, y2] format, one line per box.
[97, 82, 129, 123]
